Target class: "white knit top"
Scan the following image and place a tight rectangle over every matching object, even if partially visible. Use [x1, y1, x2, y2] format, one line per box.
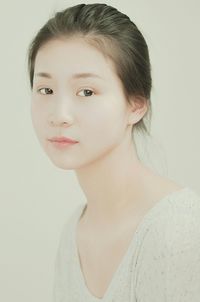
[53, 187, 200, 301]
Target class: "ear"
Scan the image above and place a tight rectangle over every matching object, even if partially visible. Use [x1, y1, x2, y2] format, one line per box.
[126, 95, 148, 125]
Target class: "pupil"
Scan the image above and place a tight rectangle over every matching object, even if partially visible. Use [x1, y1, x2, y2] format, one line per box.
[85, 89, 92, 96]
[46, 88, 51, 94]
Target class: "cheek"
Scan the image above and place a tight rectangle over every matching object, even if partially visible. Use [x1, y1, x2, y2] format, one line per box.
[80, 105, 125, 143]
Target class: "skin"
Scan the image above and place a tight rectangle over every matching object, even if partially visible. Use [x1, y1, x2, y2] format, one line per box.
[31, 37, 182, 235]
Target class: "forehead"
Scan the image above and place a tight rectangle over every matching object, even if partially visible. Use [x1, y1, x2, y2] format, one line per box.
[34, 38, 118, 82]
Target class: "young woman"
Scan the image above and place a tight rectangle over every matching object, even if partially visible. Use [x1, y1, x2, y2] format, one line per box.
[27, 3, 200, 301]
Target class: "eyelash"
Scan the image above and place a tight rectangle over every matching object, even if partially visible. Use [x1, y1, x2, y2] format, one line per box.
[37, 87, 95, 97]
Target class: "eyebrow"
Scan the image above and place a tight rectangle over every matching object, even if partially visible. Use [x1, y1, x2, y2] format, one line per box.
[34, 72, 104, 81]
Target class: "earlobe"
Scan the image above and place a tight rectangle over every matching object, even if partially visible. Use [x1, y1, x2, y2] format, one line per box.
[127, 112, 143, 125]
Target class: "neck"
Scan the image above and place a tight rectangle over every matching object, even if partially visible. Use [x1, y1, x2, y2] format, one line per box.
[74, 134, 154, 226]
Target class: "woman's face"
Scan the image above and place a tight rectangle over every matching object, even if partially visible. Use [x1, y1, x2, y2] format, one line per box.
[31, 37, 134, 170]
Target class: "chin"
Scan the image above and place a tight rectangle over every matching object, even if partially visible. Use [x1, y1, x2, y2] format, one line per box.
[47, 157, 77, 170]
[45, 154, 88, 171]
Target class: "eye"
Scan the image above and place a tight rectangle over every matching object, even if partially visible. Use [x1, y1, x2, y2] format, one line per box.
[77, 89, 95, 97]
[37, 87, 53, 95]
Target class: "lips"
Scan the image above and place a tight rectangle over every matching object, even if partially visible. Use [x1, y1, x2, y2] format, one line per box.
[48, 136, 78, 143]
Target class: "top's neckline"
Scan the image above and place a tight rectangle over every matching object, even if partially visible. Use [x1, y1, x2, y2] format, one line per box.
[72, 186, 190, 301]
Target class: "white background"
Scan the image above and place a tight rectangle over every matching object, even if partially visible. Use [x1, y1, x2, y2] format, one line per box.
[0, 0, 199, 301]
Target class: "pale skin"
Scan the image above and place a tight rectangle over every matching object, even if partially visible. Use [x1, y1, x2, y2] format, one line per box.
[31, 37, 183, 298]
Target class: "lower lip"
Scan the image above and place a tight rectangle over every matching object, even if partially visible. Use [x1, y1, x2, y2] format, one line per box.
[49, 141, 78, 149]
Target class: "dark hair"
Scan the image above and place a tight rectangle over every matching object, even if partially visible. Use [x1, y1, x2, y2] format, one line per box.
[27, 3, 152, 137]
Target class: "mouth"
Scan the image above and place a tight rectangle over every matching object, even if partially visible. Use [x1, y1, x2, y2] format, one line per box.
[48, 136, 79, 143]
[47, 136, 79, 149]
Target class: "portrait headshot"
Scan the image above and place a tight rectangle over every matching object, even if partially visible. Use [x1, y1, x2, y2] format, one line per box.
[1, 1, 200, 301]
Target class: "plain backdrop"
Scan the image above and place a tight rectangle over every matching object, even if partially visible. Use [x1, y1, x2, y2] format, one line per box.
[0, 0, 200, 301]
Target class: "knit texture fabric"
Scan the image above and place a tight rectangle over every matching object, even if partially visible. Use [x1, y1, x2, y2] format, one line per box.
[53, 187, 200, 301]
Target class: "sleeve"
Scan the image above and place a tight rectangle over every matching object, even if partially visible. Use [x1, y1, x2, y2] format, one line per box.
[135, 197, 200, 302]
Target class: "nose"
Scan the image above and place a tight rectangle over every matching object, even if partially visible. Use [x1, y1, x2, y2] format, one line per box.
[48, 99, 74, 127]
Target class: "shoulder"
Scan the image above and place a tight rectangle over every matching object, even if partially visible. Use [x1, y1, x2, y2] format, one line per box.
[165, 187, 200, 249]
[135, 187, 200, 300]
[144, 187, 200, 251]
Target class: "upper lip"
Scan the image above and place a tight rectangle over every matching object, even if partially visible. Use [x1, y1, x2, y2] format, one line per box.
[48, 136, 78, 143]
